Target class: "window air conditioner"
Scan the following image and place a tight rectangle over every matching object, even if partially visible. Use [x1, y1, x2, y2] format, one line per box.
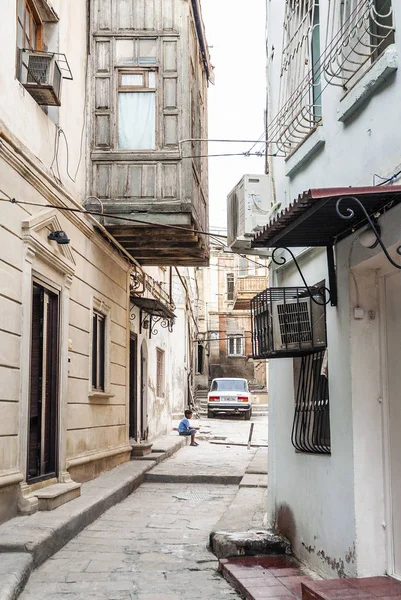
[271, 297, 325, 350]
[20, 51, 62, 106]
[227, 174, 271, 250]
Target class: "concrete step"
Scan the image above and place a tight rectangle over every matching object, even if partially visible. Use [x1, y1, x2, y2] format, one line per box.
[239, 473, 268, 488]
[33, 482, 81, 511]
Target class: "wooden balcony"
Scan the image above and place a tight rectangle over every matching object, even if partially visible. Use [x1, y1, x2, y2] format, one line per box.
[233, 276, 268, 310]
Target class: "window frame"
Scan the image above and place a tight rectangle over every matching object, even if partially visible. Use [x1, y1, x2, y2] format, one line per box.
[92, 311, 106, 392]
[226, 273, 235, 302]
[227, 335, 244, 357]
[116, 68, 158, 151]
[156, 347, 165, 398]
[89, 298, 112, 399]
[16, 0, 43, 77]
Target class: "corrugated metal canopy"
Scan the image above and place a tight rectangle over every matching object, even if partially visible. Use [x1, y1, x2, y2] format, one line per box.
[131, 297, 175, 320]
[252, 186, 401, 248]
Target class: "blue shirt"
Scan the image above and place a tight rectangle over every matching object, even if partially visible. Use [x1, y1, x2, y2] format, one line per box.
[178, 418, 190, 433]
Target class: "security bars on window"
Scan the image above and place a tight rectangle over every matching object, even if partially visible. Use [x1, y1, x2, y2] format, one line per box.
[269, 0, 394, 157]
[292, 350, 331, 454]
[250, 287, 327, 359]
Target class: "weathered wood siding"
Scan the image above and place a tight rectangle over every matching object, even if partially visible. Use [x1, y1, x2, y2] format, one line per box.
[89, 0, 209, 233]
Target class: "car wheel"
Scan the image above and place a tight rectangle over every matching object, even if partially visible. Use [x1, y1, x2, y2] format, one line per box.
[207, 409, 214, 419]
[245, 408, 251, 421]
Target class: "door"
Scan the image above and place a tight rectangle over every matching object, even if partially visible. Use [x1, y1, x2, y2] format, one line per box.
[28, 282, 59, 483]
[385, 271, 401, 577]
[129, 336, 138, 440]
[140, 341, 148, 440]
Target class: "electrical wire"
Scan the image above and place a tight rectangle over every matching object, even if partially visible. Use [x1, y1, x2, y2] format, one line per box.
[0, 196, 229, 240]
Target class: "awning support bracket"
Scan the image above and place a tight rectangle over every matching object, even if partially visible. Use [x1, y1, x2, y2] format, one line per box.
[272, 247, 335, 306]
[336, 195, 401, 270]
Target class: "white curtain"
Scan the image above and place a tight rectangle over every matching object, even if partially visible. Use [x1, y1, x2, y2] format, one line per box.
[118, 92, 156, 149]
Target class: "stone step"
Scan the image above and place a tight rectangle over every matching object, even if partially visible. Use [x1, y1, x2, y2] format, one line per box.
[33, 482, 81, 511]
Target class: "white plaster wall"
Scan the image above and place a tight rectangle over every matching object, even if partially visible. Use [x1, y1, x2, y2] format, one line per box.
[0, 0, 87, 197]
[266, 0, 401, 577]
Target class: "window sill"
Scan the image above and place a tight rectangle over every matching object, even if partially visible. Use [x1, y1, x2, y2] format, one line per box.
[338, 47, 398, 123]
[285, 127, 325, 178]
[88, 390, 115, 401]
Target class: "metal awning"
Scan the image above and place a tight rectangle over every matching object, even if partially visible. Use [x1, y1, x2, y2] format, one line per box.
[131, 297, 175, 321]
[252, 186, 401, 248]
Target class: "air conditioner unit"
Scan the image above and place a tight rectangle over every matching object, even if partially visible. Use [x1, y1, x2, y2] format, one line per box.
[20, 51, 62, 106]
[271, 297, 326, 351]
[227, 174, 272, 250]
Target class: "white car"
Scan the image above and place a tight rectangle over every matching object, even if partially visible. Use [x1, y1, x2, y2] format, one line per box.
[207, 378, 252, 420]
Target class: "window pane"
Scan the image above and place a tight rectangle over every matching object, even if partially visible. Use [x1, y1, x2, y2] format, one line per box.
[148, 72, 156, 88]
[99, 317, 105, 391]
[92, 315, 97, 388]
[121, 73, 143, 86]
[139, 39, 157, 64]
[17, 23, 24, 49]
[116, 40, 135, 63]
[118, 92, 156, 149]
[18, 0, 24, 22]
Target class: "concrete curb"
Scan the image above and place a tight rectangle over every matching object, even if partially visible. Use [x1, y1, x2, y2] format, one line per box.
[0, 554, 32, 600]
[0, 434, 186, 600]
[144, 473, 243, 485]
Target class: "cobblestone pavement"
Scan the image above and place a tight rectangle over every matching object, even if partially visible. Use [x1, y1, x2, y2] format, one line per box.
[20, 418, 267, 600]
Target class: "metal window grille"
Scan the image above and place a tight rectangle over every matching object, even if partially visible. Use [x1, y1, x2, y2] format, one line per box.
[156, 348, 164, 397]
[228, 336, 244, 356]
[92, 312, 105, 391]
[324, 0, 395, 90]
[251, 287, 327, 359]
[292, 350, 330, 454]
[227, 273, 235, 301]
[271, 0, 321, 157]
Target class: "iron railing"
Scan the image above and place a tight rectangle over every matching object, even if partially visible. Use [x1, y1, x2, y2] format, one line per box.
[251, 286, 327, 359]
[292, 349, 330, 454]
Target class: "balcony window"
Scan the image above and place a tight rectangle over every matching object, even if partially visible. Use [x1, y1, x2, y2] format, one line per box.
[118, 70, 156, 150]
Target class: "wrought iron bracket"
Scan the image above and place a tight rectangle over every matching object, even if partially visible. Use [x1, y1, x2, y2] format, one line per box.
[138, 309, 175, 339]
[272, 247, 337, 307]
[336, 195, 401, 270]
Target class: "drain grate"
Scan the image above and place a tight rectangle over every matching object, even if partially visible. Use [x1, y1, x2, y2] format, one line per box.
[173, 491, 219, 501]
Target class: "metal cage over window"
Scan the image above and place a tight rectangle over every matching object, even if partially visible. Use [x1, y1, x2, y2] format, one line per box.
[251, 286, 327, 359]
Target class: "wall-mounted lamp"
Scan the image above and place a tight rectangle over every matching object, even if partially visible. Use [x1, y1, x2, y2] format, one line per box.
[48, 230, 70, 245]
[358, 223, 381, 249]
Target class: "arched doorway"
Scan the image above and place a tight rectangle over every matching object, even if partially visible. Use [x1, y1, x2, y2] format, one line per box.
[140, 340, 148, 440]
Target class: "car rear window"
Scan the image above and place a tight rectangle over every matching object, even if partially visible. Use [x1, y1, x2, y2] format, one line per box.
[211, 380, 247, 392]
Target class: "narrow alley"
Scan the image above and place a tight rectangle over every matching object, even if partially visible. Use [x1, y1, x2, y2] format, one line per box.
[18, 417, 268, 600]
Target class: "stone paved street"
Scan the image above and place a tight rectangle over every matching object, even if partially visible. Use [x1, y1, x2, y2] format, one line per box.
[19, 416, 267, 600]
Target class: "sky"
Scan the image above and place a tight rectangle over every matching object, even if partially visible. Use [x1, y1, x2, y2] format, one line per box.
[200, 0, 267, 230]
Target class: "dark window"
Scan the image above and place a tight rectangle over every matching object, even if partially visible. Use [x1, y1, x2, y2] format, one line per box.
[211, 379, 248, 392]
[92, 312, 105, 391]
[227, 273, 234, 301]
[292, 349, 330, 454]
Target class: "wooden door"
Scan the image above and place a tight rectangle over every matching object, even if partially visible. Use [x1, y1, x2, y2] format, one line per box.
[28, 282, 59, 483]
[385, 271, 401, 577]
[129, 336, 138, 439]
